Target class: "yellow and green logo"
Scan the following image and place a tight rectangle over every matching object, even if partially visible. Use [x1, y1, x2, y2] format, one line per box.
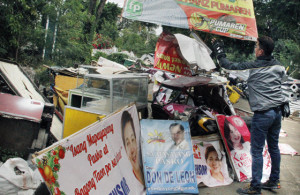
[126, 0, 143, 15]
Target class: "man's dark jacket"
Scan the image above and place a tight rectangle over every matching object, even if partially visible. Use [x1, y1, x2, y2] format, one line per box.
[218, 56, 288, 112]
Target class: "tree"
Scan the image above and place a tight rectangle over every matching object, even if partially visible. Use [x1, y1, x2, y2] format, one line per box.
[254, 0, 300, 43]
[85, 0, 107, 43]
[52, 0, 91, 66]
[0, 0, 47, 64]
[115, 20, 158, 57]
[97, 2, 122, 33]
[97, 2, 122, 43]
[254, 0, 300, 78]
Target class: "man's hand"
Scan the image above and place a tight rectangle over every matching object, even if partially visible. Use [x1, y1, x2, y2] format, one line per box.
[212, 38, 226, 60]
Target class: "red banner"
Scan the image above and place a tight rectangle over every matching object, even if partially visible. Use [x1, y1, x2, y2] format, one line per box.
[154, 32, 192, 76]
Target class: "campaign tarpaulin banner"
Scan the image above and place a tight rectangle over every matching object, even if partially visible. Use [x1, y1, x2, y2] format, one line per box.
[123, 0, 258, 41]
[192, 139, 233, 187]
[154, 32, 192, 76]
[140, 119, 198, 194]
[33, 105, 145, 195]
[216, 115, 271, 182]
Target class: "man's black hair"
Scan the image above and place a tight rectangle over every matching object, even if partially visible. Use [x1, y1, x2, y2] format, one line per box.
[257, 36, 274, 56]
[169, 123, 184, 131]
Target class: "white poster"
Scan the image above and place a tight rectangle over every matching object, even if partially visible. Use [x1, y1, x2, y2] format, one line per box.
[33, 105, 145, 195]
[192, 139, 233, 187]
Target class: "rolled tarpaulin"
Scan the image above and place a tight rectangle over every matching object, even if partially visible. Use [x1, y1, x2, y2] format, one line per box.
[97, 57, 128, 70]
[283, 90, 298, 101]
[289, 92, 298, 101]
[290, 83, 299, 93]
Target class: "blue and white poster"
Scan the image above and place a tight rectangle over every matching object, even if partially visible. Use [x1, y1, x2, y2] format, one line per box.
[140, 119, 198, 194]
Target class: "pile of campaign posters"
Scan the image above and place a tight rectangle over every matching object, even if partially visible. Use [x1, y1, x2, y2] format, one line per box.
[140, 120, 198, 194]
[33, 105, 146, 195]
[192, 137, 233, 187]
[216, 115, 271, 182]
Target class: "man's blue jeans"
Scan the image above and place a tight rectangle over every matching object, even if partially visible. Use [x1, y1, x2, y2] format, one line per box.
[250, 107, 282, 188]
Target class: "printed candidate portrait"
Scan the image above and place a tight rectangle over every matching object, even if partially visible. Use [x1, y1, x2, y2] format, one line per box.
[223, 119, 249, 153]
[222, 117, 253, 181]
[203, 144, 233, 187]
[205, 145, 224, 183]
[169, 123, 190, 150]
[121, 110, 145, 185]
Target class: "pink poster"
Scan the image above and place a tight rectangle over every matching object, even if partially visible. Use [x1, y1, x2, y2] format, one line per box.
[216, 115, 271, 182]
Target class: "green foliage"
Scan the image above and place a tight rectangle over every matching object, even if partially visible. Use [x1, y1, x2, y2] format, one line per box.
[253, 0, 300, 79]
[107, 53, 129, 65]
[0, 147, 25, 162]
[50, 0, 91, 67]
[91, 52, 129, 65]
[273, 39, 300, 79]
[116, 21, 158, 57]
[91, 51, 108, 61]
[254, 0, 299, 43]
[162, 26, 191, 36]
[97, 2, 122, 33]
[16, 26, 45, 67]
[99, 20, 119, 42]
[227, 50, 255, 62]
[0, 0, 46, 61]
[35, 66, 51, 87]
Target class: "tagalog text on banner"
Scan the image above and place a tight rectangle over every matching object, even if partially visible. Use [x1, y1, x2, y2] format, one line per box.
[33, 105, 145, 195]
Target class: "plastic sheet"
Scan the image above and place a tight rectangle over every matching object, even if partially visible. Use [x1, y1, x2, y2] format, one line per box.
[0, 158, 42, 195]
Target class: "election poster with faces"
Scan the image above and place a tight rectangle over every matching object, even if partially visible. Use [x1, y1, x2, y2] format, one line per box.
[140, 119, 198, 194]
[192, 139, 233, 187]
[33, 105, 145, 195]
[216, 115, 271, 182]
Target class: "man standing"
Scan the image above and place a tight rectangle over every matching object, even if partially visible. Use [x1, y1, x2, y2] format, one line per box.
[212, 36, 288, 194]
[169, 123, 189, 150]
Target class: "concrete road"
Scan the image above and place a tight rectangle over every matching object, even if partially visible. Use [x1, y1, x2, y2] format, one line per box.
[198, 99, 300, 195]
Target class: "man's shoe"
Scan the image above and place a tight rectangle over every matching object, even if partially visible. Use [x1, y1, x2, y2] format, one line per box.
[237, 184, 262, 195]
[261, 180, 281, 189]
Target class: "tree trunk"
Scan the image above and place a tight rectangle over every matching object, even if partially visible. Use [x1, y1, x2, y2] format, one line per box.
[88, 0, 107, 44]
[42, 15, 50, 60]
[89, 0, 97, 15]
[15, 33, 20, 62]
[52, 10, 60, 55]
[96, 0, 107, 22]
